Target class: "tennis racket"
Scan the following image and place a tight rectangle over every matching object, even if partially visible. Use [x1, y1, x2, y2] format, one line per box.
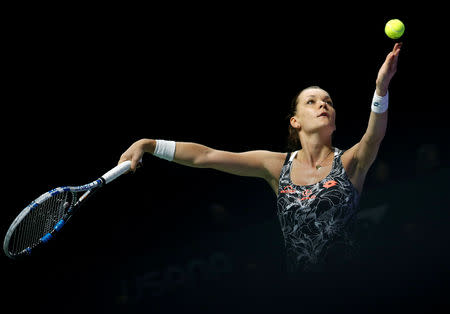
[3, 160, 133, 259]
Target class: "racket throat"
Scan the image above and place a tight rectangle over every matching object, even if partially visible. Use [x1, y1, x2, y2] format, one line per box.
[78, 190, 93, 203]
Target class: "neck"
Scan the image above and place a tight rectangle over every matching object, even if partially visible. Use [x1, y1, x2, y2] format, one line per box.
[297, 140, 333, 168]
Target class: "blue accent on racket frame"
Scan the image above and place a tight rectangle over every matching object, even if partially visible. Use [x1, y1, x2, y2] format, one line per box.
[54, 219, 65, 231]
[41, 233, 53, 243]
[30, 202, 38, 210]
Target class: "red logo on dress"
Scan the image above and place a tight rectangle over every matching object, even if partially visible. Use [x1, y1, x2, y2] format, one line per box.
[323, 180, 338, 188]
[280, 185, 296, 194]
[300, 189, 316, 201]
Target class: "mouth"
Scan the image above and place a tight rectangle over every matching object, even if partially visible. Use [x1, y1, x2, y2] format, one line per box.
[318, 113, 329, 118]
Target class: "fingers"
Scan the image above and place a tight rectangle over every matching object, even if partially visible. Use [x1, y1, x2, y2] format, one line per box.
[117, 140, 146, 173]
[118, 155, 129, 166]
[385, 51, 394, 62]
[130, 160, 138, 172]
[118, 154, 141, 172]
[128, 155, 144, 172]
[391, 42, 402, 70]
[377, 42, 402, 87]
[393, 42, 402, 57]
[383, 43, 401, 72]
[130, 157, 143, 172]
[386, 43, 401, 61]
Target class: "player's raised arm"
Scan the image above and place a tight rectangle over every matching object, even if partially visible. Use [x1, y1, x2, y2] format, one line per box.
[355, 43, 402, 171]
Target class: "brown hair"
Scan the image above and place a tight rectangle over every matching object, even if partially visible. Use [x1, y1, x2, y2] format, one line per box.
[285, 86, 323, 151]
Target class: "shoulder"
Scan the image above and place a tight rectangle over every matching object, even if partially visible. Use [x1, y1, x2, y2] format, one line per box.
[261, 151, 289, 179]
[248, 150, 287, 168]
[233, 150, 287, 166]
[261, 151, 288, 164]
[339, 143, 366, 176]
[260, 151, 289, 195]
[241, 150, 287, 160]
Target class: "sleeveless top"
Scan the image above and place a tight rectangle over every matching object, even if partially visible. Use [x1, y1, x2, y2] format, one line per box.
[276, 147, 361, 273]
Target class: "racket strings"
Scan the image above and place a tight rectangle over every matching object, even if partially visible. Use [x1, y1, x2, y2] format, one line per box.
[11, 192, 73, 255]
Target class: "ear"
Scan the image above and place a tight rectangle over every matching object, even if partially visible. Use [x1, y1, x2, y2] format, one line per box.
[290, 116, 301, 129]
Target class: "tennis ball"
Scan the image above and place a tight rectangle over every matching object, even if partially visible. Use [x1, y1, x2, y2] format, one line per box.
[385, 19, 405, 39]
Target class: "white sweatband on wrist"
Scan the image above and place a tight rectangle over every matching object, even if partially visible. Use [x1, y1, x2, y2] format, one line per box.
[154, 140, 176, 161]
[371, 90, 389, 113]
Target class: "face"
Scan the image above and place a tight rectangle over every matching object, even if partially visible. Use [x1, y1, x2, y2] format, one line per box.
[290, 88, 336, 136]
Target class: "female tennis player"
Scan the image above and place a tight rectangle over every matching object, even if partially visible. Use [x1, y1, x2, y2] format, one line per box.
[119, 43, 402, 274]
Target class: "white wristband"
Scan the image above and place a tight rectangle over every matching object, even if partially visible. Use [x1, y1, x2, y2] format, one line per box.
[154, 140, 176, 161]
[371, 90, 389, 113]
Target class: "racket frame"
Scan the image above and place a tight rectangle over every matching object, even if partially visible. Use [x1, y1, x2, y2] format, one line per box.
[3, 160, 131, 259]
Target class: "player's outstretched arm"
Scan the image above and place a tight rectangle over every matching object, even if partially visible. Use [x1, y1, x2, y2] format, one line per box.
[118, 139, 284, 182]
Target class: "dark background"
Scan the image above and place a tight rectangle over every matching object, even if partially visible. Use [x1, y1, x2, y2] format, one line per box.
[2, 3, 449, 314]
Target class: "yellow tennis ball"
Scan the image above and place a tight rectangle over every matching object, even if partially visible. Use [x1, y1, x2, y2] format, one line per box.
[385, 19, 405, 39]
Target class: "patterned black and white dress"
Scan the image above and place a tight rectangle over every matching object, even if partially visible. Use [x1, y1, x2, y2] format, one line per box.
[277, 147, 361, 273]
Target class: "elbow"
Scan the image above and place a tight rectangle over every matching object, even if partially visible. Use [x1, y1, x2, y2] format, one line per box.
[362, 132, 385, 145]
[192, 147, 213, 168]
[371, 132, 386, 144]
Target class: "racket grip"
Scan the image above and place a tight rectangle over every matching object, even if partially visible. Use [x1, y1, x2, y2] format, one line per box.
[101, 160, 132, 184]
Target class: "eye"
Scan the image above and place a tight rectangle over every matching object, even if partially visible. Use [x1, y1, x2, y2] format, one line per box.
[306, 99, 315, 104]
[326, 100, 333, 106]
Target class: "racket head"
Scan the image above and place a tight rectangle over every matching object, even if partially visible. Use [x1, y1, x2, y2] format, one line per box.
[3, 180, 102, 259]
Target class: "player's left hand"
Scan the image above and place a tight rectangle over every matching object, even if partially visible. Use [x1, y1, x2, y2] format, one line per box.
[376, 42, 402, 96]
